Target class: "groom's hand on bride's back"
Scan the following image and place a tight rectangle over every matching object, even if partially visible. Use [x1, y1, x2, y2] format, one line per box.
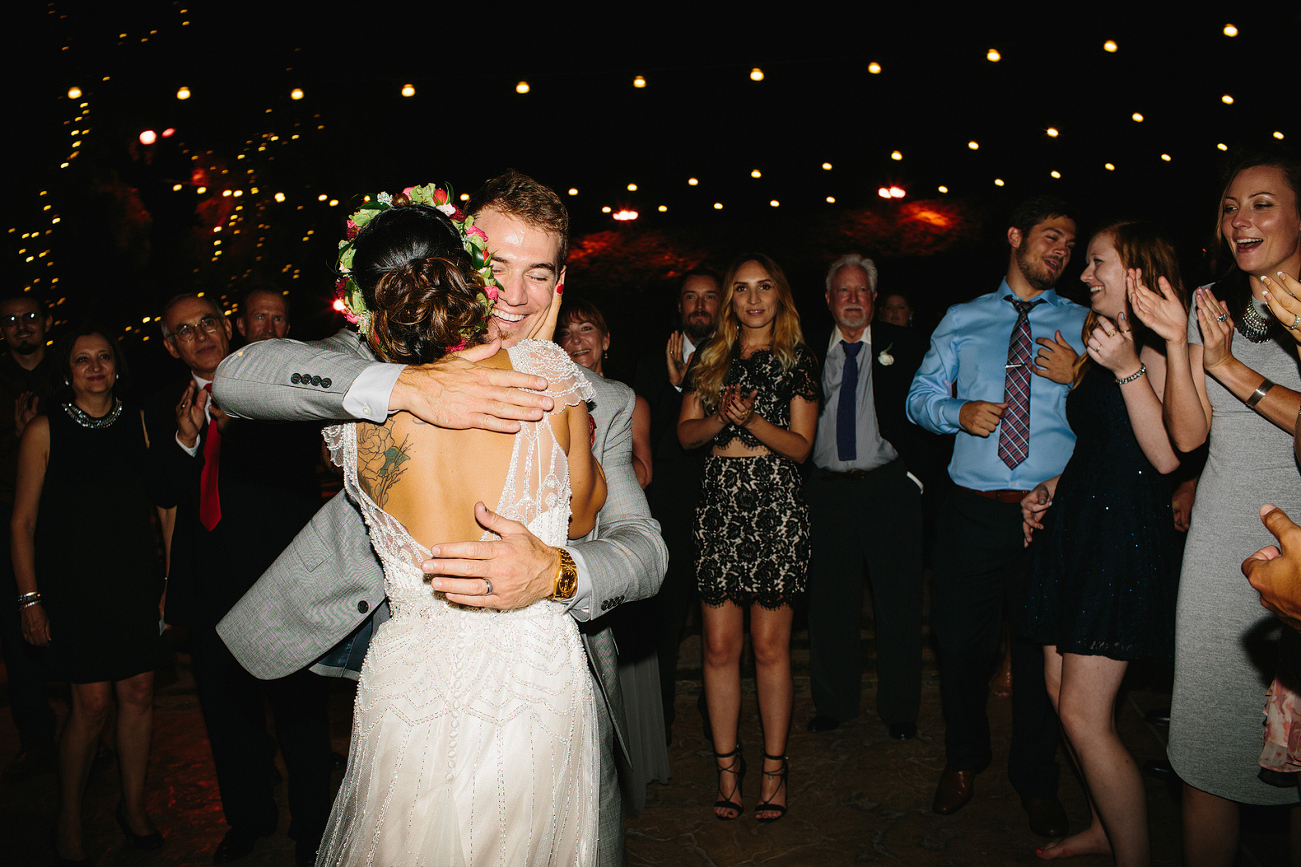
[423, 502, 560, 610]
[391, 340, 554, 434]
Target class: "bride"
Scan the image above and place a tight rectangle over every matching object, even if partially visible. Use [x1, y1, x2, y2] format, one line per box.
[315, 190, 607, 866]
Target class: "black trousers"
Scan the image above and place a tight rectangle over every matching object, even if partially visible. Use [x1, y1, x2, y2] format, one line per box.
[189, 626, 332, 844]
[930, 486, 1060, 798]
[0, 502, 55, 752]
[805, 460, 923, 725]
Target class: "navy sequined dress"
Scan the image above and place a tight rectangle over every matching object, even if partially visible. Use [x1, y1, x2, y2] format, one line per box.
[1023, 364, 1179, 662]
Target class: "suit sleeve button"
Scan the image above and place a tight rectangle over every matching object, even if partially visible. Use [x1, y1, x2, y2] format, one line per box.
[357, 600, 369, 614]
[290, 373, 301, 384]
[311, 376, 322, 386]
[321, 378, 332, 388]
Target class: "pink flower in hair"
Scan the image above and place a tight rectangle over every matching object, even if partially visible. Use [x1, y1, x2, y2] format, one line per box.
[432, 187, 450, 206]
[484, 284, 499, 301]
[403, 186, 416, 198]
[466, 224, 487, 242]
[447, 338, 467, 352]
[345, 219, 359, 240]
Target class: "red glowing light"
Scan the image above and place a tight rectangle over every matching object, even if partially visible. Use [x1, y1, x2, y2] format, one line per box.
[161, 128, 175, 138]
[877, 187, 892, 199]
[612, 209, 639, 221]
[332, 298, 346, 313]
[139, 130, 157, 145]
[889, 186, 906, 198]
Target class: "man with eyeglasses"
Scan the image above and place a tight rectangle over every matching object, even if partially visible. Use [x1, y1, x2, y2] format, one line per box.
[155, 293, 331, 865]
[0, 294, 56, 782]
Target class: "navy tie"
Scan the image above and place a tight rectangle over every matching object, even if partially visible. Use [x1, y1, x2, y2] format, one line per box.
[836, 341, 862, 461]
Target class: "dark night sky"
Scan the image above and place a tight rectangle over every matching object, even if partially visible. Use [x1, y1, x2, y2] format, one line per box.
[5, 4, 1300, 388]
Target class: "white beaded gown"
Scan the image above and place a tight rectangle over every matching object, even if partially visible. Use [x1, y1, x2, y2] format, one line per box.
[316, 340, 599, 866]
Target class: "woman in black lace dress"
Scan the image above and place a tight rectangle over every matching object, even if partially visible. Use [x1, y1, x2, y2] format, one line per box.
[678, 253, 819, 823]
[1020, 224, 1184, 864]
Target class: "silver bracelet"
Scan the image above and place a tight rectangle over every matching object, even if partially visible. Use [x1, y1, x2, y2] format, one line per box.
[18, 591, 41, 609]
[1246, 378, 1276, 410]
[1114, 364, 1147, 385]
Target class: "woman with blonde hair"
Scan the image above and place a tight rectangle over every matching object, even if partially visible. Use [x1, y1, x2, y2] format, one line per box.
[678, 253, 819, 822]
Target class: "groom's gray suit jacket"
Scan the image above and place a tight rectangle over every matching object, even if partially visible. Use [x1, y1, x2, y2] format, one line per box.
[212, 329, 668, 775]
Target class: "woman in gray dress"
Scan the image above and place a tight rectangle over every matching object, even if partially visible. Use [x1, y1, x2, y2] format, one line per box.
[1130, 152, 1301, 865]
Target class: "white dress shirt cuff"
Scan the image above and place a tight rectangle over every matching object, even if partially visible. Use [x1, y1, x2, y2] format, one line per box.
[342, 363, 403, 422]
[175, 432, 200, 457]
[560, 545, 594, 620]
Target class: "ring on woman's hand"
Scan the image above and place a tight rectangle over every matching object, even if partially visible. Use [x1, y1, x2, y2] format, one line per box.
[1217, 313, 1228, 322]
[483, 578, 494, 596]
[1289, 314, 1301, 331]
[1105, 329, 1117, 337]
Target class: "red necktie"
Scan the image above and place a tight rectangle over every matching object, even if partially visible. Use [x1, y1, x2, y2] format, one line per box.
[998, 297, 1041, 469]
[199, 383, 222, 531]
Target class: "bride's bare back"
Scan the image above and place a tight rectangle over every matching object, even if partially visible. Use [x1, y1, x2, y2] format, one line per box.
[354, 343, 604, 552]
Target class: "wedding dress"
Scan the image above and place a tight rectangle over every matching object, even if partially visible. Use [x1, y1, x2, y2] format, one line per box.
[316, 340, 598, 867]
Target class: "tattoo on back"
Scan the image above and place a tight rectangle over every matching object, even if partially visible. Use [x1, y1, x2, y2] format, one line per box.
[356, 422, 412, 508]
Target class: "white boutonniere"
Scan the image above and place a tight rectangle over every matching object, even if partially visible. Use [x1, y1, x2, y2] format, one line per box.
[877, 343, 894, 366]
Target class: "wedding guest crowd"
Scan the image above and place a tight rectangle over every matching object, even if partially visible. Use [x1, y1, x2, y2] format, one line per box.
[6, 151, 1301, 866]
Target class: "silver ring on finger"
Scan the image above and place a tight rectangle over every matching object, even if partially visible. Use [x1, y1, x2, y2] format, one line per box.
[483, 578, 494, 596]
[1217, 313, 1228, 322]
[1290, 314, 1301, 331]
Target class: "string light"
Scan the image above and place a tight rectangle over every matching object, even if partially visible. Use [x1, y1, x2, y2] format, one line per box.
[67, 86, 81, 99]
[750, 169, 761, 178]
[822, 162, 832, 170]
[401, 84, 415, 97]
[1161, 153, 1172, 162]
[1050, 170, 1061, 179]
[1046, 128, 1059, 137]
[713, 202, 723, 209]
[658, 205, 667, 212]
[1105, 163, 1116, 171]
[769, 200, 779, 208]
[1103, 40, 1118, 53]
[687, 178, 698, 186]
[1222, 94, 1234, 104]
[891, 151, 902, 160]
[1132, 112, 1144, 122]
[1216, 143, 1228, 151]
[825, 196, 836, 204]
[516, 81, 529, 94]
[994, 179, 1005, 186]
[868, 62, 881, 74]
[749, 68, 764, 82]
[627, 183, 637, 191]
[986, 49, 1001, 62]
[1224, 24, 1238, 37]
[938, 186, 949, 193]
[1275, 132, 1286, 140]
[878, 187, 892, 199]
[633, 75, 646, 88]
[177, 86, 191, 100]
[567, 188, 578, 196]
[968, 141, 979, 150]
[290, 88, 304, 100]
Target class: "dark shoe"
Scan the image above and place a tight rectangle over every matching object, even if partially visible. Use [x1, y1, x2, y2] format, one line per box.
[888, 721, 917, 740]
[755, 752, 788, 823]
[806, 715, 841, 733]
[213, 824, 274, 864]
[3, 743, 56, 782]
[1143, 759, 1176, 781]
[116, 802, 164, 850]
[713, 745, 746, 820]
[932, 767, 975, 814]
[1021, 794, 1069, 838]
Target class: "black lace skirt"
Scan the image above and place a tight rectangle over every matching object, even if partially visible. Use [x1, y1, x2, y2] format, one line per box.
[694, 454, 809, 609]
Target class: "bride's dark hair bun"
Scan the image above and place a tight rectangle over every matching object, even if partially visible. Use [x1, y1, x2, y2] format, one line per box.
[350, 205, 492, 364]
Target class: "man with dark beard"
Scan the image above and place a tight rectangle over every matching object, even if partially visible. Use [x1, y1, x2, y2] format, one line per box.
[0, 294, 56, 781]
[906, 198, 1085, 836]
[634, 268, 720, 742]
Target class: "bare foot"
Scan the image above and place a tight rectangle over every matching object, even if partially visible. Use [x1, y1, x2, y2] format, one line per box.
[1035, 827, 1112, 860]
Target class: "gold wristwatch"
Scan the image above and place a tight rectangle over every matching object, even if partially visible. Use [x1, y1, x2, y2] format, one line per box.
[550, 548, 578, 600]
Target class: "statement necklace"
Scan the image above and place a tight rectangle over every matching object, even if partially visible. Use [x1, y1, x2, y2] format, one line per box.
[63, 398, 123, 429]
[1237, 298, 1274, 344]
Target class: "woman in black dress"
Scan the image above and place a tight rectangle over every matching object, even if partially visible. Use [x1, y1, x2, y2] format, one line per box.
[1021, 224, 1184, 864]
[15, 324, 166, 862]
[678, 254, 819, 822]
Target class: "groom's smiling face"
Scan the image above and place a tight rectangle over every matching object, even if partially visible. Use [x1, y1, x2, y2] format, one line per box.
[474, 208, 564, 348]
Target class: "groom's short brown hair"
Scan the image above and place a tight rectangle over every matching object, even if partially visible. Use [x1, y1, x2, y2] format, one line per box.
[467, 169, 569, 264]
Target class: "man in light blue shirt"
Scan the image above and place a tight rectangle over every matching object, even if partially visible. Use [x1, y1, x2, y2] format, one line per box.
[906, 197, 1086, 837]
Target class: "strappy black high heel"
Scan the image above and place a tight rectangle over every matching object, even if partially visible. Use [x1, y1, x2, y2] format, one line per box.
[713, 744, 746, 820]
[755, 752, 788, 823]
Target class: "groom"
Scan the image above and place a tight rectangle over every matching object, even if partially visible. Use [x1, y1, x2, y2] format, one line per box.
[214, 171, 667, 865]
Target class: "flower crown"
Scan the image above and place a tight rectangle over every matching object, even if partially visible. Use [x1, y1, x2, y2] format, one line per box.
[334, 183, 500, 351]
